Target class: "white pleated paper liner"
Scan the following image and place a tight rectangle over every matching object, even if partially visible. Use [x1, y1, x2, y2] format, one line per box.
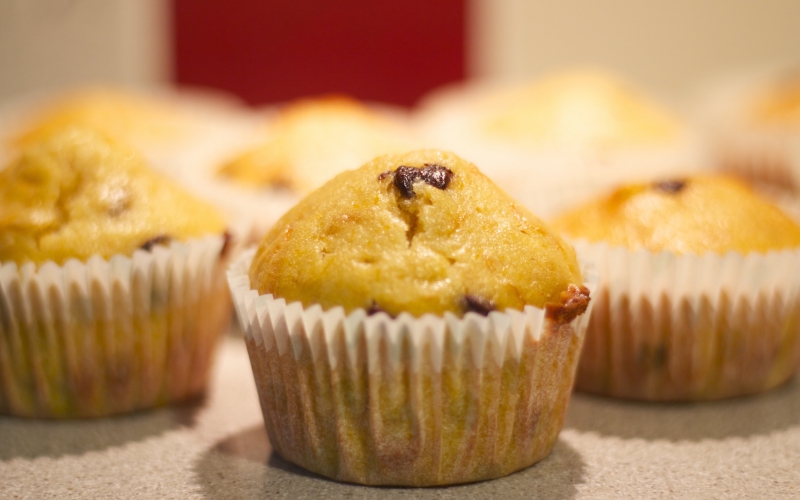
[570, 240, 800, 401]
[0, 235, 231, 418]
[228, 249, 597, 486]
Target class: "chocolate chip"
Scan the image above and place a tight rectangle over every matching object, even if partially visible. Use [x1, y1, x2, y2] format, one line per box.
[419, 164, 453, 190]
[140, 235, 171, 251]
[389, 164, 454, 198]
[654, 180, 686, 193]
[367, 301, 387, 316]
[464, 294, 495, 316]
[393, 166, 419, 198]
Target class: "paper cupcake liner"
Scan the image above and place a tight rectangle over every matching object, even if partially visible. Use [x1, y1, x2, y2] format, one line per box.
[0, 235, 231, 418]
[571, 240, 800, 401]
[228, 249, 596, 486]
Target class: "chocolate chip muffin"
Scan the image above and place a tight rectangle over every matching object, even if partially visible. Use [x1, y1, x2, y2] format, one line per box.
[230, 149, 595, 486]
[4, 86, 258, 185]
[418, 69, 702, 209]
[0, 127, 231, 417]
[249, 149, 584, 318]
[12, 88, 189, 150]
[478, 69, 682, 150]
[552, 175, 800, 401]
[218, 95, 418, 195]
[0, 128, 226, 264]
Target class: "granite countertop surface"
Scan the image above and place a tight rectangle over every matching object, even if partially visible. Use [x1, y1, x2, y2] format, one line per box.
[2, 335, 799, 500]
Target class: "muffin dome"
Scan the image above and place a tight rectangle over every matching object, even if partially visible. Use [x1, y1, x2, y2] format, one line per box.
[13, 88, 190, 149]
[217, 95, 418, 194]
[249, 149, 584, 317]
[477, 69, 682, 150]
[552, 175, 800, 254]
[0, 127, 226, 264]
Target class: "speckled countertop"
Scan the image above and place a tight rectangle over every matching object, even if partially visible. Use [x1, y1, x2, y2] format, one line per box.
[2, 335, 799, 499]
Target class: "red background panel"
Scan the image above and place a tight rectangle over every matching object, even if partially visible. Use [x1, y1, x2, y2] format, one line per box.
[172, 0, 465, 107]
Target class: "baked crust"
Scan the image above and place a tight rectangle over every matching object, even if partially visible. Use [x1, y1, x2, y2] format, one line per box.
[546, 284, 591, 324]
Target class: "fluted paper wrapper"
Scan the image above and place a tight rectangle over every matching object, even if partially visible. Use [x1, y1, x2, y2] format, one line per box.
[572, 240, 800, 401]
[228, 249, 596, 486]
[0, 236, 231, 418]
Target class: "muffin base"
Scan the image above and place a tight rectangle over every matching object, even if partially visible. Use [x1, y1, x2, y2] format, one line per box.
[229, 249, 596, 486]
[0, 235, 231, 418]
[572, 241, 800, 401]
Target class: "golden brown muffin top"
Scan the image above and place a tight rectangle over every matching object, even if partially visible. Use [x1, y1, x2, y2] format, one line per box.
[217, 95, 418, 194]
[478, 69, 682, 149]
[0, 128, 226, 265]
[249, 149, 584, 317]
[13, 87, 190, 149]
[552, 176, 800, 254]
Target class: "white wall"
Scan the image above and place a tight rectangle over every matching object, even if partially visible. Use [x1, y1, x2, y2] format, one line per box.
[0, 0, 170, 101]
[468, 0, 800, 100]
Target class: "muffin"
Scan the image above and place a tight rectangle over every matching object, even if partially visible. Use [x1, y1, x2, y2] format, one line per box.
[217, 95, 419, 195]
[552, 175, 800, 401]
[3, 86, 260, 179]
[418, 69, 704, 216]
[0, 127, 232, 417]
[477, 70, 681, 151]
[705, 67, 800, 191]
[229, 149, 595, 486]
[12, 88, 190, 148]
[200, 95, 421, 247]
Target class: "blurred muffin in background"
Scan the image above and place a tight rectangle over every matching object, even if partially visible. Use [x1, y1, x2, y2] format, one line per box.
[552, 175, 800, 401]
[12, 87, 191, 149]
[196, 95, 421, 244]
[217, 95, 420, 195]
[1, 86, 261, 179]
[0, 127, 232, 418]
[749, 70, 800, 129]
[418, 68, 705, 218]
[703, 66, 800, 192]
[478, 69, 681, 151]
